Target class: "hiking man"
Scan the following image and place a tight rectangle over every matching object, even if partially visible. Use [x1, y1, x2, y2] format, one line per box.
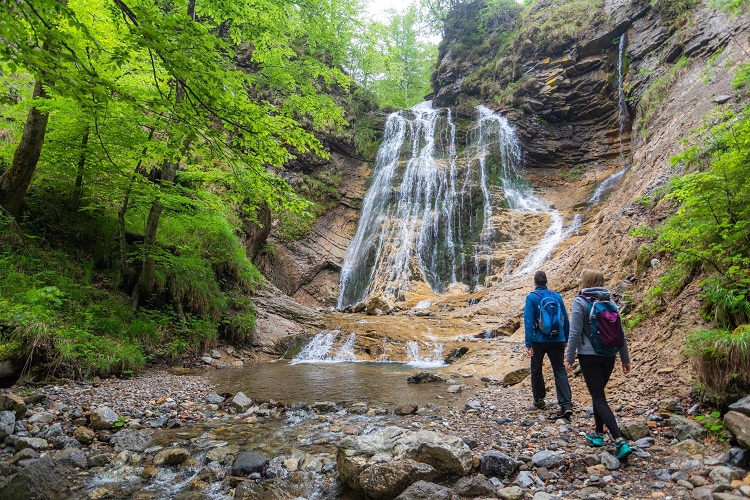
[524, 270, 573, 420]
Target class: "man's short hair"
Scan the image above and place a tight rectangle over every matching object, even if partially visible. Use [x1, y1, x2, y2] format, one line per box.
[534, 270, 547, 286]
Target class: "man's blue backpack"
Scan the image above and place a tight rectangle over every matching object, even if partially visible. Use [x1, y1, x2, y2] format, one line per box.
[533, 290, 563, 337]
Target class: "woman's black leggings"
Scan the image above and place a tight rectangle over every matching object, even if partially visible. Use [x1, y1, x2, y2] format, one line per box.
[578, 354, 621, 439]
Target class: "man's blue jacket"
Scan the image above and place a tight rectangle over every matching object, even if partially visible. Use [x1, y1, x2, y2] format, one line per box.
[524, 285, 570, 348]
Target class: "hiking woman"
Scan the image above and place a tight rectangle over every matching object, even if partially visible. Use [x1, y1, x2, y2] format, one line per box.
[565, 269, 632, 460]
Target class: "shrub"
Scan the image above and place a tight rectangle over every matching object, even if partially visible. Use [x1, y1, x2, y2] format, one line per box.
[684, 326, 750, 405]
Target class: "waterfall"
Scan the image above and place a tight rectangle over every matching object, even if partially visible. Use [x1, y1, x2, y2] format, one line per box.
[290, 331, 358, 364]
[338, 101, 521, 308]
[405, 341, 446, 368]
[589, 33, 630, 206]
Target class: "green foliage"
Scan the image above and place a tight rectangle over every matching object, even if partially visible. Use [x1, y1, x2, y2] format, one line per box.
[559, 165, 585, 182]
[695, 410, 727, 439]
[733, 62, 750, 92]
[651, 0, 699, 21]
[684, 326, 750, 405]
[709, 0, 750, 15]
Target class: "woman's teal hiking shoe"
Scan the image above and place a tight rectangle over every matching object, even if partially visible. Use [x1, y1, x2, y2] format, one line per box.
[615, 440, 632, 460]
[584, 433, 604, 447]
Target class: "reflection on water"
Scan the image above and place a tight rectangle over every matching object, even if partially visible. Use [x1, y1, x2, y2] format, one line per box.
[207, 361, 475, 407]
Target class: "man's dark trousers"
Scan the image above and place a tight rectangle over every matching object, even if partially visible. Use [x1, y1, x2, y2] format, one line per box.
[530, 342, 572, 409]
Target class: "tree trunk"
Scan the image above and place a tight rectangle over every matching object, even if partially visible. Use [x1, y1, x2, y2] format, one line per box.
[0, 81, 49, 219]
[71, 130, 89, 212]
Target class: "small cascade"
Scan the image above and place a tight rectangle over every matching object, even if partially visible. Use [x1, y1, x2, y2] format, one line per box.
[589, 33, 631, 205]
[290, 331, 359, 364]
[405, 341, 446, 368]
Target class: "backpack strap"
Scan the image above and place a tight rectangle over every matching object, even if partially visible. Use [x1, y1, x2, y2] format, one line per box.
[576, 293, 595, 346]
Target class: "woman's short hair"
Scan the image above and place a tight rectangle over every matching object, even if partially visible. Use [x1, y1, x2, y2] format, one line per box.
[580, 269, 605, 289]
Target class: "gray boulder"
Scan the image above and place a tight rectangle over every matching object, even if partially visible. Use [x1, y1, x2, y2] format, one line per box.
[532, 450, 566, 468]
[231, 392, 253, 412]
[89, 406, 119, 430]
[394, 430, 473, 475]
[729, 395, 750, 416]
[479, 451, 519, 479]
[110, 428, 153, 452]
[357, 459, 435, 499]
[453, 476, 496, 496]
[232, 450, 269, 476]
[621, 419, 651, 440]
[53, 447, 87, 468]
[407, 372, 446, 384]
[0, 410, 15, 439]
[670, 415, 708, 442]
[724, 411, 750, 449]
[0, 456, 72, 500]
[395, 480, 453, 500]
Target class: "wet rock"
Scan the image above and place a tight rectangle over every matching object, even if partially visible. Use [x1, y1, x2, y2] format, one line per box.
[532, 450, 565, 468]
[480, 451, 519, 479]
[620, 419, 650, 440]
[206, 445, 240, 463]
[0, 393, 27, 419]
[110, 428, 153, 452]
[0, 456, 72, 500]
[357, 459, 436, 499]
[153, 447, 191, 466]
[454, 475, 496, 496]
[501, 368, 531, 386]
[89, 406, 119, 430]
[87, 454, 111, 468]
[395, 404, 418, 416]
[0, 410, 15, 439]
[669, 415, 708, 442]
[395, 480, 453, 500]
[232, 450, 269, 476]
[407, 372, 446, 384]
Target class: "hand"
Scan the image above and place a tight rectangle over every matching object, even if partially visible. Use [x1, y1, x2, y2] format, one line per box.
[526, 347, 534, 357]
[622, 362, 631, 375]
[565, 362, 573, 373]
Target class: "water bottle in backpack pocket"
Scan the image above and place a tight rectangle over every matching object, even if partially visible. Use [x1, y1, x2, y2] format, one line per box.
[534, 290, 564, 337]
[580, 293, 625, 355]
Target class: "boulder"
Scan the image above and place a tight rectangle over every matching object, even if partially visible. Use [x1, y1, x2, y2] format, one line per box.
[479, 451, 519, 479]
[394, 430, 473, 475]
[337, 426, 407, 488]
[532, 450, 566, 468]
[232, 450, 269, 476]
[407, 372, 446, 384]
[729, 395, 750, 417]
[153, 447, 191, 467]
[395, 480, 453, 500]
[12, 437, 49, 451]
[357, 459, 436, 499]
[708, 465, 744, 484]
[74, 426, 95, 445]
[501, 368, 530, 386]
[0, 456, 72, 500]
[53, 447, 87, 468]
[0, 393, 27, 419]
[453, 475, 496, 496]
[724, 411, 750, 449]
[89, 406, 119, 430]
[670, 415, 708, 442]
[621, 419, 651, 441]
[497, 485, 525, 500]
[366, 297, 393, 315]
[0, 410, 15, 439]
[109, 428, 153, 452]
[231, 392, 253, 412]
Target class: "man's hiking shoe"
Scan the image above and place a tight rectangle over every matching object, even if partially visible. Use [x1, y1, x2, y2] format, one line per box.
[549, 408, 573, 421]
[584, 433, 604, 447]
[615, 440, 632, 460]
[527, 400, 546, 411]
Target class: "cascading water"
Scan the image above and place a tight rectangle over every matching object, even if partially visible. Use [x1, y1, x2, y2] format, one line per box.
[405, 341, 446, 368]
[290, 331, 358, 364]
[589, 33, 630, 205]
[337, 101, 521, 308]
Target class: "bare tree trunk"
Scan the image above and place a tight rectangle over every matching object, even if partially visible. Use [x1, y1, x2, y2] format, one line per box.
[0, 81, 49, 219]
[71, 130, 89, 212]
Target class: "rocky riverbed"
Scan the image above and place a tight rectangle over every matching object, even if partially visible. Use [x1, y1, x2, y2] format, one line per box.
[0, 360, 749, 500]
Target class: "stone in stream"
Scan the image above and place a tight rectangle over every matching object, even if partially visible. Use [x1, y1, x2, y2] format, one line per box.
[394, 480, 453, 500]
[231, 392, 253, 412]
[407, 372, 445, 384]
[232, 450, 269, 476]
[153, 447, 191, 467]
[109, 428, 153, 452]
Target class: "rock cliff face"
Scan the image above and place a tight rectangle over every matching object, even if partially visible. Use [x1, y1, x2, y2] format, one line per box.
[248, 0, 749, 375]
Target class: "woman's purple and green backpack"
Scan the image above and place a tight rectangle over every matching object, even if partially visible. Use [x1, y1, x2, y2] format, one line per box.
[580, 293, 625, 356]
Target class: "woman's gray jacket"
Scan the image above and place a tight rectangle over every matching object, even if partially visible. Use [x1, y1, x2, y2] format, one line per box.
[564, 286, 631, 364]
